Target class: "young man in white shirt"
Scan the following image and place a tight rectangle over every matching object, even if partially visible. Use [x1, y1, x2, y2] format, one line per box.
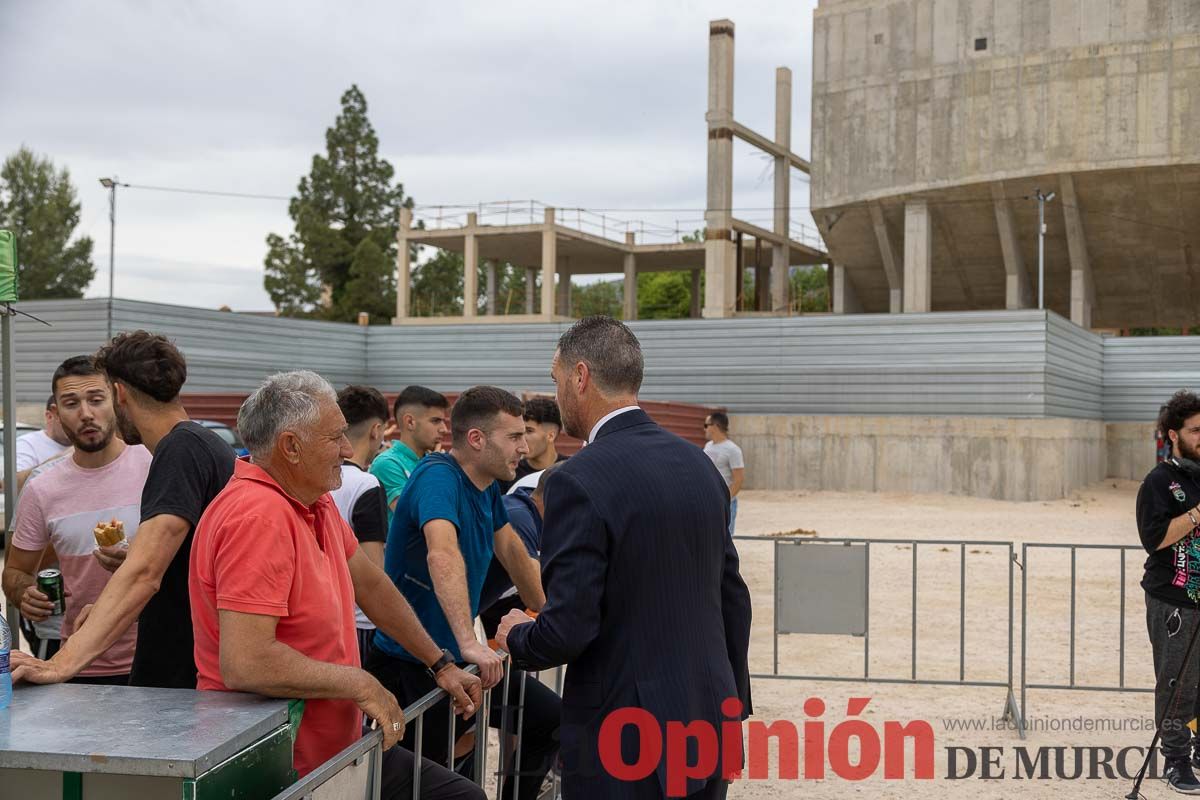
[703, 411, 745, 534]
[329, 384, 391, 663]
[2, 395, 72, 492]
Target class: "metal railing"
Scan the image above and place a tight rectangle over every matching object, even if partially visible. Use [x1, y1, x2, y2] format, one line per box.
[271, 658, 565, 800]
[1019, 543, 1154, 730]
[408, 200, 826, 251]
[737, 535, 1024, 734]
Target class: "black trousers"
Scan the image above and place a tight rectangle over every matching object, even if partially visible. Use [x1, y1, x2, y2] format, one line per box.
[1145, 593, 1200, 759]
[366, 648, 560, 800]
[381, 745, 486, 800]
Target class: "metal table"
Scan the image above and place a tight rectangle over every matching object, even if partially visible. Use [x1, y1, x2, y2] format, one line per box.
[0, 683, 294, 799]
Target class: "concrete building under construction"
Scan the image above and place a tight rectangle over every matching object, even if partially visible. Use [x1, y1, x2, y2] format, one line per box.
[811, 0, 1200, 329]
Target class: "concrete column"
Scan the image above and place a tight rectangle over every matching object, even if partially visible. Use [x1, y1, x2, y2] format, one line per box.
[991, 183, 1032, 309]
[557, 259, 572, 317]
[524, 267, 536, 314]
[1060, 174, 1094, 328]
[903, 199, 932, 313]
[485, 260, 497, 315]
[623, 232, 638, 321]
[770, 245, 789, 312]
[703, 19, 737, 319]
[868, 202, 903, 313]
[540, 208, 556, 321]
[395, 206, 412, 320]
[772, 66, 792, 312]
[735, 233, 746, 311]
[462, 212, 478, 318]
[832, 264, 863, 314]
[690, 269, 702, 318]
[755, 260, 770, 312]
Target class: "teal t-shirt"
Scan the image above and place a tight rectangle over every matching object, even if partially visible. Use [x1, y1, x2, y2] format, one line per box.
[373, 452, 510, 663]
[369, 441, 422, 524]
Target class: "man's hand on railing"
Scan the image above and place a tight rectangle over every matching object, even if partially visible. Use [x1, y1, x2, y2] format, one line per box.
[434, 663, 482, 716]
[459, 640, 503, 690]
[352, 672, 406, 749]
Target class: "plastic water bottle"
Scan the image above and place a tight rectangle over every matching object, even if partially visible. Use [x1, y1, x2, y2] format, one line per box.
[0, 611, 11, 710]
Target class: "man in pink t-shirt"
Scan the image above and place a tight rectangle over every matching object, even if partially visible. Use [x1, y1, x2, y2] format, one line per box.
[1, 355, 151, 684]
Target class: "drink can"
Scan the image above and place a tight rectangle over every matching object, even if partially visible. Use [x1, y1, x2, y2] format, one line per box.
[36, 569, 66, 616]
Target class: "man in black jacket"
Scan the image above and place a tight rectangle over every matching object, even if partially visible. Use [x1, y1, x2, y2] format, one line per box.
[1137, 390, 1200, 794]
[498, 315, 752, 800]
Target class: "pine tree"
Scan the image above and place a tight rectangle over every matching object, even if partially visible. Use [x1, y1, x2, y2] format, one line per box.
[264, 85, 410, 322]
[0, 147, 95, 298]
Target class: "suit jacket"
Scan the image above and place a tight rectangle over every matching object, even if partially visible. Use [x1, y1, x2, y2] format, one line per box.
[507, 408, 753, 799]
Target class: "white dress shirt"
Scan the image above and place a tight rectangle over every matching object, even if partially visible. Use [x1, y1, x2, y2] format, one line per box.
[587, 405, 641, 443]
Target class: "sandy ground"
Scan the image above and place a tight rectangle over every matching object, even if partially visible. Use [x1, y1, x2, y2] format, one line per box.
[1, 481, 1178, 798]
[728, 480, 1166, 799]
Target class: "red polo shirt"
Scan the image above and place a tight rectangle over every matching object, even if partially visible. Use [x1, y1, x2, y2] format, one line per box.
[190, 460, 361, 777]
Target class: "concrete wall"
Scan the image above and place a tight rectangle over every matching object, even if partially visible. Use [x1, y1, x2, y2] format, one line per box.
[1106, 421, 1157, 481]
[810, 0, 1200, 328]
[735, 414, 1107, 500]
[811, 0, 1200, 207]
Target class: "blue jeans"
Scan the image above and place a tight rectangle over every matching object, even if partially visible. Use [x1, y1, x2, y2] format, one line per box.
[729, 497, 738, 535]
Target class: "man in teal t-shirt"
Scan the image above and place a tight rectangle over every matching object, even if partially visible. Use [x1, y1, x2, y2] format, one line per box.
[370, 385, 449, 522]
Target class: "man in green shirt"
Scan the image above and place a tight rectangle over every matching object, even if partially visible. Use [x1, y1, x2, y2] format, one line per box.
[370, 385, 449, 521]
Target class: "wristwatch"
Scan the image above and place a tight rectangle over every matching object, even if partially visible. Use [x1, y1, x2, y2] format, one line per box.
[1189, 508, 1199, 528]
[425, 649, 455, 681]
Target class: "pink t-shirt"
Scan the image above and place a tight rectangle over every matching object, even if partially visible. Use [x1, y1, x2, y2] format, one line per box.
[12, 444, 152, 676]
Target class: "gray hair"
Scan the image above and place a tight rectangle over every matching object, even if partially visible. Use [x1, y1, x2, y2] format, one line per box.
[556, 315, 643, 395]
[238, 370, 337, 460]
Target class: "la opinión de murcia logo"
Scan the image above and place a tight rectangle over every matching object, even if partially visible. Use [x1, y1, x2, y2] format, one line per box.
[583, 696, 1161, 795]
[597, 697, 934, 796]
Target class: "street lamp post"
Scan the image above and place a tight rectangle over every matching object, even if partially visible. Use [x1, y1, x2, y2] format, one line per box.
[99, 177, 120, 338]
[1034, 187, 1056, 311]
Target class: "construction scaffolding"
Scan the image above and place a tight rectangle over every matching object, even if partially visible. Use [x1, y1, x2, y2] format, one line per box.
[392, 20, 828, 325]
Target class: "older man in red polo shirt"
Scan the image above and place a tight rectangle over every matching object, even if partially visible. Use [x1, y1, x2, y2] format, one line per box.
[190, 370, 484, 800]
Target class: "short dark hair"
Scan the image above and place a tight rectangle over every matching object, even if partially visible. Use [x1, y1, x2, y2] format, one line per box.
[556, 315, 643, 395]
[450, 386, 523, 446]
[337, 385, 389, 429]
[51, 355, 103, 399]
[708, 411, 730, 433]
[94, 330, 187, 403]
[523, 397, 561, 429]
[393, 385, 449, 421]
[1161, 391, 1200, 442]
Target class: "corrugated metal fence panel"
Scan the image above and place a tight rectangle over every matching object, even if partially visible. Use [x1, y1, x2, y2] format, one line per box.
[0, 299, 110, 401]
[110, 299, 368, 392]
[1044, 313, 1104, 419]
[179, 391, 714, 451]
[1102, 336, 1200, 421]
[5, 300, 1148, 421]
[368, 311, 1054, 417]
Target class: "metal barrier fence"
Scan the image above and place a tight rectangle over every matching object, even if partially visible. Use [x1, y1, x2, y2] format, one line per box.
[1019, 542, 1154, 733]
[736, 535, 1024, 733]
[271, 659, 565, 800]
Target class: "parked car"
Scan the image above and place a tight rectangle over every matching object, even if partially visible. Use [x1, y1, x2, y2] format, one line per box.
[196, 419, 249, 458]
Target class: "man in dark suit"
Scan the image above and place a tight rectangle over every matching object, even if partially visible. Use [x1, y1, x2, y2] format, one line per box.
[497, 315, 752, 799]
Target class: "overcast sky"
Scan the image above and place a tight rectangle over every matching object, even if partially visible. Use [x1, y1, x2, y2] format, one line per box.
[3, 0, 819, 310]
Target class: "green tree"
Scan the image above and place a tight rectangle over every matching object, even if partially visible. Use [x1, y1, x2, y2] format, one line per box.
[790, 265, 830, 312]
[572, 279, 622, 318]
[0, 147, 95, 298]
[411, 250, 464, 316]
[337, 238, 394, 322]
[637, 272, 695, 319]
[264, 85, 409, 322]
